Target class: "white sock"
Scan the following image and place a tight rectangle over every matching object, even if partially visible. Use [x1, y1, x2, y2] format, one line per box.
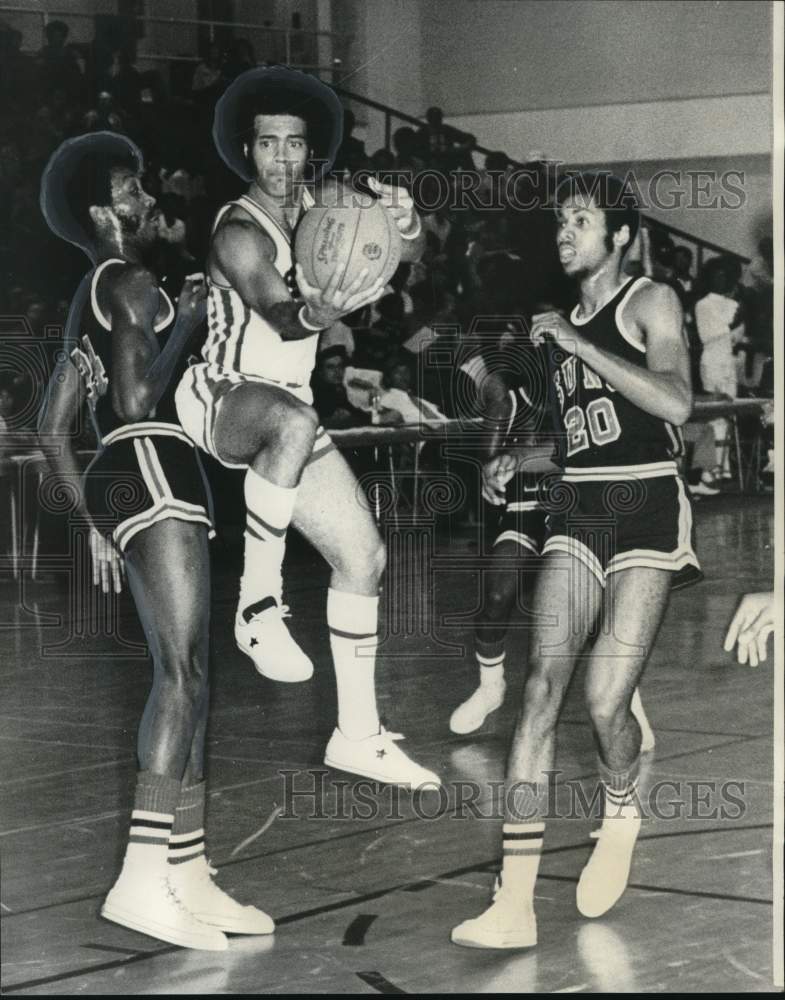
[239, 469, 298, 620]
[477, 652, 505, 688]
[499, 821, 544, 905]
[119, 771, 180, 878]
[327, 588, 380, 741]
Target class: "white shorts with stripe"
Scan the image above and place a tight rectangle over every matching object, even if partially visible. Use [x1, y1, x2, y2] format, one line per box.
[175, 362, 336, 471]
[84, 422, 215, 552]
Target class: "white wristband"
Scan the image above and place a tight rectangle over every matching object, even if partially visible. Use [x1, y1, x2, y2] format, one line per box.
[299, 305, 326, 332]
[399, 214, 422, 241]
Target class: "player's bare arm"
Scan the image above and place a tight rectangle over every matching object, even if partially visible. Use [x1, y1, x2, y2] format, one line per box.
[211, 217, 385, 338]
[104, 266, 207, 421]
[532, 282, 692, 425]
[38, 281, 124, 594]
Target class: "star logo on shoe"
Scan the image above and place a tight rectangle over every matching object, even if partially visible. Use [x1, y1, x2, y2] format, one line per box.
[250, 637, 259, 647]
[376, 749, 386, 759]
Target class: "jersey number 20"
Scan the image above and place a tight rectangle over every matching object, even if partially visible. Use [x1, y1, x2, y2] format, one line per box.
[563, 397, 621, 456]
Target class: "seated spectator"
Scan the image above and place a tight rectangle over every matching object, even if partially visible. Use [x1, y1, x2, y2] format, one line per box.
[695, 257, 746, 479]
[83, 90, 124, 132]
[673, 245, 695, 302]
[392, 126, 425, 177]
[333, 109, 367, 176]
[319, 318, 355, 360]
[380, 353, 447, 424]
[191, 42, 224, 96]
[416, 106, 475, 172]
[312, 347, 372, 429]
[223, 38, 256, 81]
[36, 19, 85, 104]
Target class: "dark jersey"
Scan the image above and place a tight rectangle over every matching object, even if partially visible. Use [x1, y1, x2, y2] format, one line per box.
[552, 276, 683, 473]
[69, 258, 180, 440]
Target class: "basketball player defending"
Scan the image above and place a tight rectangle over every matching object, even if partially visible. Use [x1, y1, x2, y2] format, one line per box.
[452, 173, 700, 948]
[39, 133, 274, 951]
[449, 351, 655, 752]
[176, 68, 439, 788]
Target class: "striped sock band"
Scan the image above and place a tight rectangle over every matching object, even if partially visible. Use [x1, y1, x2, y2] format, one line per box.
[122, 771, 180, 872]
[502, 821, 545, 857]
[169, 781, 207, 866]
[599, 757, 641, 818]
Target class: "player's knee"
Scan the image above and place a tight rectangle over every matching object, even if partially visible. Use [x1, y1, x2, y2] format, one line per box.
[586, 690, 626, 738]
[338, 532, 385, 583]
[278, 401, 319, 449]
[522, 669, 563, 713]
[486, 585, 513, 621]
[160, 643, 208, 702]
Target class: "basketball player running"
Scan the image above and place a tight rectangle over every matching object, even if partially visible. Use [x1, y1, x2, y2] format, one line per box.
[39, 133, 274, 951]
[449, 354, 656, 752]
[176, 67, 439, 788]
[452, 173, 700, 948]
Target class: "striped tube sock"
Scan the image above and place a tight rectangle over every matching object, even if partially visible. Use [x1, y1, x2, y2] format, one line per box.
[599, 758, 641, 819]
[327, 588, 380, 741]
[121, 771, 181, 874]
[239, 469, 298, 620]
[499, 821, 545, 901]
[169, 781, 206, 866]
[476, 646, 505, 687]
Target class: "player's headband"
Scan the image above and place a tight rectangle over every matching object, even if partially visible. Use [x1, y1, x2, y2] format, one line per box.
[40, 131, 144, 262]
[213, 65, 343, 182]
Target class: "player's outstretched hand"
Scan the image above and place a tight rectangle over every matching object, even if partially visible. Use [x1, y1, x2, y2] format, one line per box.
[90, 526, 124, 595]
[367, 177, 419, 237]
[482, 452, 518, 505]
[296, 263, 386, 328]
[723, 591, 775, 666]
[176, 273, 208, 326]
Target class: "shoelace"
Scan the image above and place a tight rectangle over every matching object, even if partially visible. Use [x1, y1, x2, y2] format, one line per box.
[247, 603, 291, 625]
[378, 726, 405, 742]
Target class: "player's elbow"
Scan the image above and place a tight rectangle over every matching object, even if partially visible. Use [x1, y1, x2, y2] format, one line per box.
[669, 385, 693, 426]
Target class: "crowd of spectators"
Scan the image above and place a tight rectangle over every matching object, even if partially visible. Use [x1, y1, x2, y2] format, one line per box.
[0, 15, 774, 512]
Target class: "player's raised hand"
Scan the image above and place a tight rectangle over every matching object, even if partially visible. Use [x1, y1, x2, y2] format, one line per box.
[296, 263, 386, 328]
[482, 452, 518, 505]
[531, 311, 584, 355]
[367, 177, 419, 237]
[723, 591, 775, 666]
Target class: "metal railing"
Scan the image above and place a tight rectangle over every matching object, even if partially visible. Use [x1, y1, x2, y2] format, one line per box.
[0, 3, 353, 82]
[334, 86, 751, 271]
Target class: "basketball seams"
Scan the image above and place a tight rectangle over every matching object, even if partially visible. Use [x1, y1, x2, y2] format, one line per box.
[337, 212, 363, 292]
[296, 203, 399, 294]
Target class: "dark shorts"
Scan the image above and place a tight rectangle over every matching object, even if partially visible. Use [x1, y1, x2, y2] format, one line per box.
[541, 463, 702, 589]
[491, 472, 548, 555]
[84, 423, 214, 552]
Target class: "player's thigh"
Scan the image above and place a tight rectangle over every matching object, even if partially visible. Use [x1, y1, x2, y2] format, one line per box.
[124, 517, 211, 662]
[213, 381, 318, 466]
[291, 446, 382, 570]
[585, 566, 672, 704]
[528, 550, 603, 668]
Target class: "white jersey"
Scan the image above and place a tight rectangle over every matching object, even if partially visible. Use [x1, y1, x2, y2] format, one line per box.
[202, 189, 317, 387]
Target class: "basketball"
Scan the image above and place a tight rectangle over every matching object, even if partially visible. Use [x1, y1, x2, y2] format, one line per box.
[295, 197, 402, 294]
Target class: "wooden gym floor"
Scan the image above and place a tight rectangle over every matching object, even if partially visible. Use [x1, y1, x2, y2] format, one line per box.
[0, 493, 778, 993]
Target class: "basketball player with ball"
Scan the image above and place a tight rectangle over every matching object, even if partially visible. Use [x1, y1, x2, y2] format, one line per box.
[176, 67, 439, 788]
